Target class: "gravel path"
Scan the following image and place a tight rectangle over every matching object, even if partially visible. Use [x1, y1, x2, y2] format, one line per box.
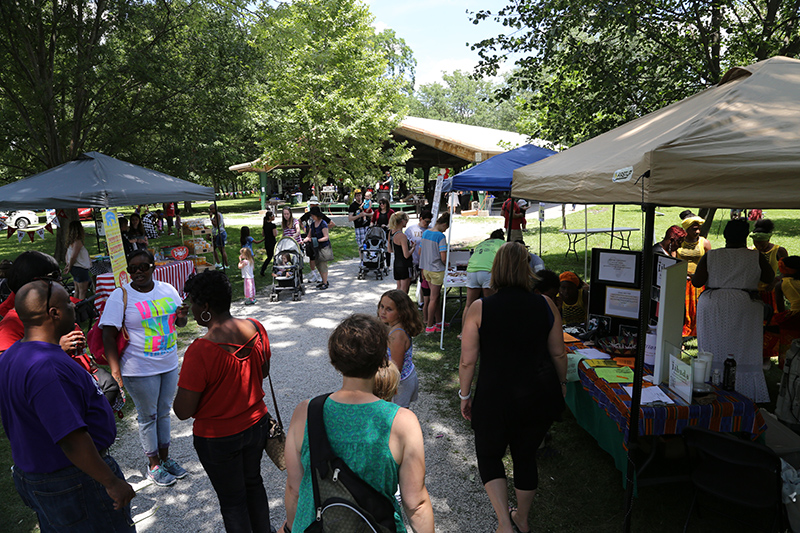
[112, 205, 587, 531]
[112, 261, 495, 533]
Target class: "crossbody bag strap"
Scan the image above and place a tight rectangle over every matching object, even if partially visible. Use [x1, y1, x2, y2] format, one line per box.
[308, 393, 334, 518]
[248, 318, 282, 427]
[119, 287, 129, 340]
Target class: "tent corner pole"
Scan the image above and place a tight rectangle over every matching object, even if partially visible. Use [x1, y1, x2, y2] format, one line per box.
[440, 192, 456, 350]
[622, 203, 656, 533]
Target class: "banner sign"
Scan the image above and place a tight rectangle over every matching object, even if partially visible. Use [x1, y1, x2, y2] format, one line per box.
[102, 209, 130, 287]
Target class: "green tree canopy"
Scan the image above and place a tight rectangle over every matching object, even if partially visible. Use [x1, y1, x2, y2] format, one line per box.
[251, 0, 410, 188]
[470, 0, 800, 146]
[0, 0, 258, 179]
[0, 0, 259, 257]
[409, 70, 520, 132]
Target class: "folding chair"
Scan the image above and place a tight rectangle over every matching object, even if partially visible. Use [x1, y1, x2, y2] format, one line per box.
[683, 426, 787, 532]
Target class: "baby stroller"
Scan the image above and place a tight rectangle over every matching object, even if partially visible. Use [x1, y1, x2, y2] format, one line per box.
[358, 226, 389, 280]
[270, 237, 305, 302]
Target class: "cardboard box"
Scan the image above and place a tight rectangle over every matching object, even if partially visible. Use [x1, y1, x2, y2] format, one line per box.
[195, 263, 216, 273]
[183, 227, 211, 236]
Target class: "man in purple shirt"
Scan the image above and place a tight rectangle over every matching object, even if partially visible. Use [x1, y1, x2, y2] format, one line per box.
[0, 280, 136, 531]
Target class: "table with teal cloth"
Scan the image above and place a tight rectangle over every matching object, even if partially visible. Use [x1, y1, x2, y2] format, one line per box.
[565, 354, 767, 476]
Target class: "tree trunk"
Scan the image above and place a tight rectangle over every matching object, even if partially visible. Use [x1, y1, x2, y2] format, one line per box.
[698, 208, 717, 238]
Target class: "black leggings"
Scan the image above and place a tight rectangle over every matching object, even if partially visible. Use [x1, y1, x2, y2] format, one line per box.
[259, 245, 275, 275]
[473, 417, 552, 490]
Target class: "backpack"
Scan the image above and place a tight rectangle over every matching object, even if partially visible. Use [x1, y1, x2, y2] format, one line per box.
[305, 393, 398, 533]
[776, 339, 800, 432]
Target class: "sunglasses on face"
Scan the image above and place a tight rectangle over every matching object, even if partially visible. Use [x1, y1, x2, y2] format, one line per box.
[127, 263, 153, 274]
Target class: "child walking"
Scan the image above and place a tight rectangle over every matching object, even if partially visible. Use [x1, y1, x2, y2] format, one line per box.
[238, 247, 257, 305]
[240, 226, 263, 257]
[260, 210, 278, 276]
[377, 289, 424, 407]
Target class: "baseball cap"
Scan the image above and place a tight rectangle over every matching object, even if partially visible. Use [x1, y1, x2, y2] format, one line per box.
[517, 199, 529, 209]
[353, 188, 362, 194]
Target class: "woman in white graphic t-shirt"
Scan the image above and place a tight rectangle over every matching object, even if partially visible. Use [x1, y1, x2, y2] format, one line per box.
[99, 249, 190, 487]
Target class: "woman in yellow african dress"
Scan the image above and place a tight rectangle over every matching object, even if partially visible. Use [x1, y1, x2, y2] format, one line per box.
[676, 212, 712, 337]
[767, 257, 800, 368]
[751, 219, 788, 364]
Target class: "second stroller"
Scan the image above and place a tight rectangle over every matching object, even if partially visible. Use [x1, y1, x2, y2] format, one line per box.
[357, 226, 389, 280]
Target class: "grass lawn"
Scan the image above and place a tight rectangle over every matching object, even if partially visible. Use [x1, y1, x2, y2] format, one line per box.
[0, 201, 798, 531]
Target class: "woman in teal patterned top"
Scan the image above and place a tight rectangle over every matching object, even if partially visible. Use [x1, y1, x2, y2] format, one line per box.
[282, 314, 434, 533]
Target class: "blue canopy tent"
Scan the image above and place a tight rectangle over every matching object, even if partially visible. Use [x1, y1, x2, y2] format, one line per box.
[438, 143, 556, 348]
[451, 143, 556, 192]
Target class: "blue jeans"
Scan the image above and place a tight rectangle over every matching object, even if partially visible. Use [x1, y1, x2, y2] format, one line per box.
[13, 454, 135, 532]
[125, 368, 179, 457]
[193, 415, 272, 532]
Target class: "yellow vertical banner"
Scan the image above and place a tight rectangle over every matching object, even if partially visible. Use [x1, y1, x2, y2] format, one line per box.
[102, 209, 130, 287]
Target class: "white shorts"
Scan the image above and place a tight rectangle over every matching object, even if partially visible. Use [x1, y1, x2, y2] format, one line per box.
[467, 270, 492, 289]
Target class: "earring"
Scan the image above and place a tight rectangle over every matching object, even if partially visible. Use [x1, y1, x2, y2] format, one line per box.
[201, 310, 212, 322]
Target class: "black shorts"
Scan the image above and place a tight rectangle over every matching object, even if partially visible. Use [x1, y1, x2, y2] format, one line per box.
[394, 264, 412, 281]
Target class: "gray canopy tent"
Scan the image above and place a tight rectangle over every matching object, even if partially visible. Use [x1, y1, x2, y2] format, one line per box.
[0, 152, 215, 210]
[511, 55, 800, 531]
[0, 151, 216, 256]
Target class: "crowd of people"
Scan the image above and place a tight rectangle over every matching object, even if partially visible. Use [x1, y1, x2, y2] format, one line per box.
[657, 211, 800, 403]
[2, 198, 799, 532]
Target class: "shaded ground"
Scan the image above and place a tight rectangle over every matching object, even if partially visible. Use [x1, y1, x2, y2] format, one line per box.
[115, 257, 497, 532]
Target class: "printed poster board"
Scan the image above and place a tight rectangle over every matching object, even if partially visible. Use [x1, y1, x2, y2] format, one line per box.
[102, 209, 130, 287]
[668, 354, 692, 404]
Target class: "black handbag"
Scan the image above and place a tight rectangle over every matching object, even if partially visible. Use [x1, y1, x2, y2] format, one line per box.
[249, 319, 286, 470]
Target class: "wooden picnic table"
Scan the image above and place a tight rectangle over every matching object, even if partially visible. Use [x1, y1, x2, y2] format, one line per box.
[559, 227, 640, 259]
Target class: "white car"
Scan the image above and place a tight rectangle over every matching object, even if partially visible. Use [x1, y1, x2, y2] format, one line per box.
[0, 210, 39, 229]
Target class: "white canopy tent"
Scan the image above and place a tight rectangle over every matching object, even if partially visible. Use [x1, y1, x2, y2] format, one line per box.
[511, 55, 800, 531]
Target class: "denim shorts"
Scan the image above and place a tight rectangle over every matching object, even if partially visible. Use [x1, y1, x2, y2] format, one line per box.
[467, 270, 492, 289]
[13, 454, 135, 532]
[70, 266, 91, 283]
[214, 229, 227, 248]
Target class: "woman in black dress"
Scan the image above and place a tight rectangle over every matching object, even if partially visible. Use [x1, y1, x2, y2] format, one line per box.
[388, 212, 415, 293]
[459, 242, 567, 533]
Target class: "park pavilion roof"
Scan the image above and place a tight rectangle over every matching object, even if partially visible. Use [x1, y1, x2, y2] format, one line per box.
[228, 116, 545, 173]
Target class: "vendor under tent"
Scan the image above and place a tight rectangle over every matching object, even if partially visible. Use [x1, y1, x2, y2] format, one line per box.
[511, 55, 800, 531]
[438, 143, 557, 348]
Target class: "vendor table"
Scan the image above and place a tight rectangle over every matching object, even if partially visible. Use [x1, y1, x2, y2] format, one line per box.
[566, 345, 766, 481]
[559, 227, 640, 259]
[94, 260, 195, 313]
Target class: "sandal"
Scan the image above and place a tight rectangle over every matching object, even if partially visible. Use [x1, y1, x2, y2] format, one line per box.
[509, 509, 530, 533]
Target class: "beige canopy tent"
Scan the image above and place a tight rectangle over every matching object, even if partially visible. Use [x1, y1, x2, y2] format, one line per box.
[510, 55, 800, 532]
[512, 55, 800, 208]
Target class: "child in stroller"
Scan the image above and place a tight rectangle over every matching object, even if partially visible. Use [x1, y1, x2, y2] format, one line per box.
[270, 238, 305, 302]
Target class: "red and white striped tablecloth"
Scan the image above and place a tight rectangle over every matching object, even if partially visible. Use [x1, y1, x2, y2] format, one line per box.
[94, 260, 196, 314]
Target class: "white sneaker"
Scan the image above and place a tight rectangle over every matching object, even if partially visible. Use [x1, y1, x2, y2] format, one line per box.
[310, 270, 320, 283]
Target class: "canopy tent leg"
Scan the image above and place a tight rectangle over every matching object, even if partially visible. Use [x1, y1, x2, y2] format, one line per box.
[584, 205, 588, 279]
[610, 204, 616, 248]
[440, 192, 457, 350]
[622, 203, 656, 533]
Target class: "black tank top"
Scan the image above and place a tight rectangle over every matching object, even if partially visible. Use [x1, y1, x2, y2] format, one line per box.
[472, 288, 565, 426]
[392, 231, 413, 270]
